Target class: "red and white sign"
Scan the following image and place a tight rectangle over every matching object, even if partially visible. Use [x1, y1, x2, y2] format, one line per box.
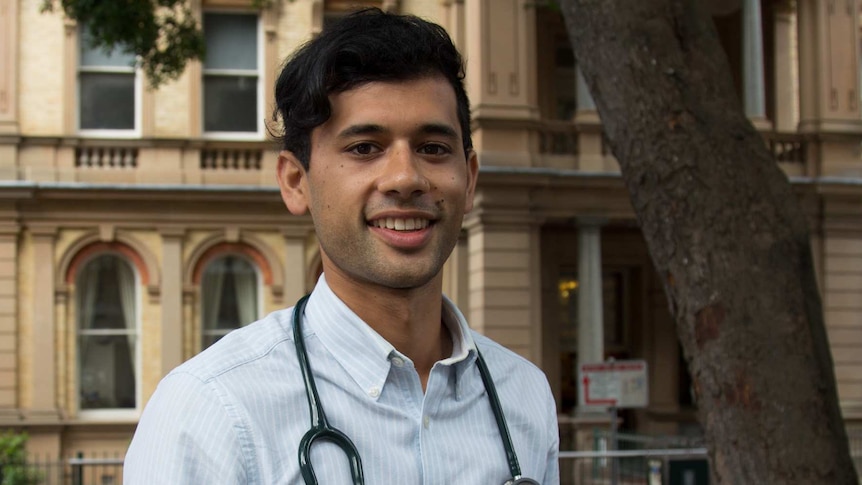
[578, 360, 649, 408]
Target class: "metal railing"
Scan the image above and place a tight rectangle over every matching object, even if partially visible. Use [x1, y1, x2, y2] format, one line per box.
[16, 454, 124, 485]
[559, 448, 708, 485]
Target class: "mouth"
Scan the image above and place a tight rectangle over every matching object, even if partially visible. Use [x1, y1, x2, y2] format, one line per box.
[369, 217, 432, 231]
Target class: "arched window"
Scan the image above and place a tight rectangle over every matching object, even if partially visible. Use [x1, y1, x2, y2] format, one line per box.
[76, 254, 138, 410]
[201, 255, 259, 349]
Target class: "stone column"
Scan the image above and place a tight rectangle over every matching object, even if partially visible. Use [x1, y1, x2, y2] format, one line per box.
[29, 226, 59, 420]
[575, 68, 595, 112]
[441, 0, 466, 53]
[742, 0, 767, 123]
[797, 0, 862, 175]
[772, 4, 798, 132]
[0, 0, 18, 135]
[160, 228, 185, 376]
[0, 0, 19, 178]
[464, 204, 542, 363]
[574, 67, 604, 171]
[0, 223, 19, 414]
[464, 0, 539, 166]
[576, 218, 605, 414]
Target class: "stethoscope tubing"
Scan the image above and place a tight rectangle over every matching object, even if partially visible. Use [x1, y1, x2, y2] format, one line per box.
[291, 294, 537, 485]
[293, 295, 364, 484]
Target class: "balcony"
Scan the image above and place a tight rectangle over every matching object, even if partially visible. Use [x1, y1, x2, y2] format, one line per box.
[6, 138, 278, 186]
[534, 120, 812, 177]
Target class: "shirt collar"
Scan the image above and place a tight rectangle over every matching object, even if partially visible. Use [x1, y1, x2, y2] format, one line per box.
[303, 275, 477, 400]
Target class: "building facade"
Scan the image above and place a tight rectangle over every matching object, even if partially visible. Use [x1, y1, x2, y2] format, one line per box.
[1, 0, 861, 469]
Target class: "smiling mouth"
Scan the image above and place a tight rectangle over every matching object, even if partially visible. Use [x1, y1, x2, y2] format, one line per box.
[369, 217, 431, 231]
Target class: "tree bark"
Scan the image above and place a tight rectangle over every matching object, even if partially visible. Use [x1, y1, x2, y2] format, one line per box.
[558, 0, 858, 483]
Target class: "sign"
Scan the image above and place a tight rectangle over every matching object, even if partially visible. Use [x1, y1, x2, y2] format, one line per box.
[578, 360, 649, 408]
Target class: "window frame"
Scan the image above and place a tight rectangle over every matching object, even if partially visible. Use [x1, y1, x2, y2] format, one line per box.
[76, 25, 142, 138]
[75, 252, 142, 421]
[201, 10, 265, 140]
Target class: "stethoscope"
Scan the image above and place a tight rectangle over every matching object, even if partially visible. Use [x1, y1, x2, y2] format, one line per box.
[292, 295, 540, 485]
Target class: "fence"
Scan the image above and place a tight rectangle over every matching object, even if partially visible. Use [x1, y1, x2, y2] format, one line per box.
[558, 426, 862, 485]
[10, 426, 862, 484]
[558, 430, 708, 485]
[11, 454, 124, 485]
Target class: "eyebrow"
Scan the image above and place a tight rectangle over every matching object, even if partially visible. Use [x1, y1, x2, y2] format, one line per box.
[336, 123, 459, 140]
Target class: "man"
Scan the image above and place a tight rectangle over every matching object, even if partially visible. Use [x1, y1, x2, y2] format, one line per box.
[125, 9, 559, 484]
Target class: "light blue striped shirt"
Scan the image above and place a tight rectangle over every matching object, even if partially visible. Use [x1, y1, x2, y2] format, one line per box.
[125, 276, 559, 484]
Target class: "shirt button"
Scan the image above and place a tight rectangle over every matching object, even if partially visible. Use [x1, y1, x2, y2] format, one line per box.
[369, 387, 380, 398]
[423, 415, 430, 429]
[391, 357, 404, 367]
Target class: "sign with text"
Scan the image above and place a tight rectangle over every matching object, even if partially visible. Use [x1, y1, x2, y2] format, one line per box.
[578, 360, 649, 408]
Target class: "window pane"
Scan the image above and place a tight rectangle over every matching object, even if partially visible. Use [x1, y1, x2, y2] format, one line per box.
[80, 27, 135, 68]
[77, 255, 137, 410]
[79, 335, 137, 409]
[204, 13, 258, 70]
[201, 256, 258, 350]
[203, 76, 258, 132]
[80, 73, 135, 129]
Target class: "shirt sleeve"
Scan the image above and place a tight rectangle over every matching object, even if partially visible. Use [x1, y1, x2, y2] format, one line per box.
[543, 380, 561, 485]
[124, 371, 249, 484]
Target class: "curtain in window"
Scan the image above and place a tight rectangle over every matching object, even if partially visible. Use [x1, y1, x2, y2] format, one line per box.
[233, 259, 257, 326]
[201, 255, 258, 350]
[77, 254, 137, 410]
[116, 258, 137, 381]
[78, 261, 100, 359]
[201, 260, 225, 328]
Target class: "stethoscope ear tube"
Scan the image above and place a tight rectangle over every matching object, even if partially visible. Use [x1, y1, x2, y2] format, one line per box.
[475, 349, 528, 483]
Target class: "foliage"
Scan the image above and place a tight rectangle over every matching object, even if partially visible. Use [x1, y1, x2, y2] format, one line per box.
[40, 0, 273, 88]
[40, 0, 203, 88]
[0, 432, 41, 485]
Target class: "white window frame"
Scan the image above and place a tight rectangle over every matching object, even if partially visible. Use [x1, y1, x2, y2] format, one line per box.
[202, 11, 265, 140]
[76, 26, 142, 138]
[76, 252, 142, 421]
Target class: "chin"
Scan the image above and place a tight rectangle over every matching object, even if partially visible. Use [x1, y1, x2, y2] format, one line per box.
[365, 267, 441, 290]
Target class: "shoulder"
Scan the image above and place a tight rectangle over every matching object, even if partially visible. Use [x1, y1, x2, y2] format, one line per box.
[471, 331, 549, 385]
[171, 308, 297, 383]
[469, 330, 556, 415]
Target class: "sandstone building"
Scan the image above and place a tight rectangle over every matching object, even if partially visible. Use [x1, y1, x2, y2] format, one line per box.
[0, 0, 860, 474]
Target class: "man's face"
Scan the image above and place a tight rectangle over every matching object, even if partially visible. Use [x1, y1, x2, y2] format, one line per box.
[278, 75, 479, 291]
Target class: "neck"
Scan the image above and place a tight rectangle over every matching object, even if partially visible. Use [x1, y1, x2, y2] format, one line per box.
[322, 269, 452, 390]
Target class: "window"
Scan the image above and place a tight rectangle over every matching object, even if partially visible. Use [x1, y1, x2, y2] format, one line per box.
[76, 254, 138, 410]
[78, 26, 138, 133]
[203, 13, 261, 135]
[555, 268, 633, 413]
[201, 255, 259, 349]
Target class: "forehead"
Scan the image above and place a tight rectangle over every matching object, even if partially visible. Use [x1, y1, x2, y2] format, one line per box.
[320, 76, 461, 136]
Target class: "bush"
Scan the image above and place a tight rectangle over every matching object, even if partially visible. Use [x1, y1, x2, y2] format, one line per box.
[0, 432, 41, 485]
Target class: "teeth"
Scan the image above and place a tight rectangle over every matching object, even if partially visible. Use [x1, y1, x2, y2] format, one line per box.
[372, 218, 429, 231]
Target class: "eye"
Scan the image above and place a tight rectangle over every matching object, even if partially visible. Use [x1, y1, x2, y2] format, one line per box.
[347, 143, 380, 157]
[417, 143, 451, 156]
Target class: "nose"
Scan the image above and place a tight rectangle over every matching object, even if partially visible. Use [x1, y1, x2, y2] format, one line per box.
[376, 144, 430, 198]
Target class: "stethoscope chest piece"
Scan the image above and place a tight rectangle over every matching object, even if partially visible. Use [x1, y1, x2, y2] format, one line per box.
[504, 478, 541, 485]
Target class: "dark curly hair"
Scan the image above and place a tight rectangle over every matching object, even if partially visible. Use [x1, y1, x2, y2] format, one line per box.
[272, 8, 472, 169]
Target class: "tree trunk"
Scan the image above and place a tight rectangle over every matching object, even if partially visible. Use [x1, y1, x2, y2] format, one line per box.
[558, 0, 858, 483]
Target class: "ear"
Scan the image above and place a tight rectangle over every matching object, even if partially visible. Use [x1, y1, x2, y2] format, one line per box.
[463, 149, 479, 213]
[277, 150, 310, 215]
